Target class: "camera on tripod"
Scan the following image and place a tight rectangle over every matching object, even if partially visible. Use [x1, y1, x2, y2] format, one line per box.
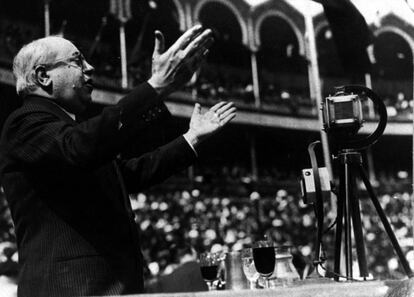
[322, 89, 363, 134]
[323, 85, 387, 152]
[302, 85, 413, 281]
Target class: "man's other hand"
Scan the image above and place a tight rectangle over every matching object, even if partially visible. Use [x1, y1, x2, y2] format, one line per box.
[184, 102, 236, 148]
[148, 25, 214, 96]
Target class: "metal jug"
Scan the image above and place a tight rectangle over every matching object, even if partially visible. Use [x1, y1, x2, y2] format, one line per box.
[224, 251, 248, 290]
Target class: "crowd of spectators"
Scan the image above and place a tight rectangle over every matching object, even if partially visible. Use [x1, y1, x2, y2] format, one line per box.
[0, 186, 18, 293]
[382, 92, 413, 120]
[2, 168, 412, 286]
[129, 185, 315, 280]
[361, 173, 413, 278]
[194, 76, 315, 116]
[188, 64, 414, 120]
[192, 64, 316, 116]
[132, 170, 414, 281]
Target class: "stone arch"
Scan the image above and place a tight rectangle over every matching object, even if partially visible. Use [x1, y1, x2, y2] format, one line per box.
[193, 0, 248, 46]
[374, 26, 414, 60]
[254, 10, 305, 56]
[170, 0, 186, 31]
[314, 20, 329, 41]
[314, 19, 347, 94]
[374, 26, 414, 99]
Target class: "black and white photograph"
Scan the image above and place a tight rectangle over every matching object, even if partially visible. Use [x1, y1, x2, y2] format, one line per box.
[0, 0, 414, 296]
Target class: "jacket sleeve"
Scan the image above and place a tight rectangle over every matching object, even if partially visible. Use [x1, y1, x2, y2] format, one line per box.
[118, 136, 197, 193]
[4, 83, 168, 169]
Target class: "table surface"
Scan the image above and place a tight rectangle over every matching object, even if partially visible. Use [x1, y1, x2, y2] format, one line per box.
[121, 278, 401, 297]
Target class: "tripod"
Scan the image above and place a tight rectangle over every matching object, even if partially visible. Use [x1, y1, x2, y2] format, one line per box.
[333, 149, 413, 280]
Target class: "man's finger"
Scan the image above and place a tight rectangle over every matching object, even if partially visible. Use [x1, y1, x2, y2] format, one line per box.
[216, 102, 234, 115]
[183, 33, 213, 69]
[170, 24, 203, 53]
[192, 103, 201, 118]
[186, 37, 214, 64]
[182, 30, 214, 58]
[220, 112, 236, 126]
[153, 30, 165, 57]
[210, 102, 228, 112]
[218, 107, 237, 120]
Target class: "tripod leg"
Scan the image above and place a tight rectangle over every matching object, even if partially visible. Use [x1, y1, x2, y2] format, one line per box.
[334, 168, 345, 280]
[344, 161, 353, 278]
[357, 164, 414, 278]
[349, 167, 369, 279]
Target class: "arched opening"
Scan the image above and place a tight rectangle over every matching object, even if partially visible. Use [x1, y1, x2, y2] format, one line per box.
[48, 0, 182, 88]
[48, 0, 120, 86]
[126, 0, 182, 85]
[0, 0, 43, 63]
[257, 15, 308, 113]
[196, 1, 252, 105]
[49, 0, 111, 80]
[372, 31, 413, 119]
[50, 0, 109, 41]
[316, 25, 347, 97]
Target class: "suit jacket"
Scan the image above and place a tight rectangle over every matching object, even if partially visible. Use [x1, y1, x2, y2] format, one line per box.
[0, 83, 196, 297]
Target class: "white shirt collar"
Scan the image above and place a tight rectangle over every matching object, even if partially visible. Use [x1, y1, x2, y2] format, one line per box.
[46, 100, 77, 121]
[59, 106, 76, 121]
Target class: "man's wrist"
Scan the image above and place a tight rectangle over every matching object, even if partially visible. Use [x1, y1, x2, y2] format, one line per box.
[183, 131, 200, 155]
[147, 77, 169, 96]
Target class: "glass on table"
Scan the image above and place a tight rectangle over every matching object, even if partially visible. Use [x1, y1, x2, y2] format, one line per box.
[261, 245, 300, 288]
[199, 252, 221, 290]
[252, 240, 275, 289]
[274, 246, 300, 287]
[241, 247, 260, 289]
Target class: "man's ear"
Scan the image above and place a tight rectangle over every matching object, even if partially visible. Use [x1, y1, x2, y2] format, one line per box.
[34, 65, 52, 87]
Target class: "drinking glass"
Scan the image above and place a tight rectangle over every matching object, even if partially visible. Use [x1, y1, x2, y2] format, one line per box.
[274, 246, 300, 287]
[252, 240, 275, 288]
[241, 248, 259, 289]
[199, 252, 220, 290]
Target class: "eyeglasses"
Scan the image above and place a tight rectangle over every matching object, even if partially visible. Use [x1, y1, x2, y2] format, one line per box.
[34, 52, 86, 71]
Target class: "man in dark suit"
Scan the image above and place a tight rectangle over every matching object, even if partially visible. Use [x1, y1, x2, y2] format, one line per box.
[0, 24, 236, 297]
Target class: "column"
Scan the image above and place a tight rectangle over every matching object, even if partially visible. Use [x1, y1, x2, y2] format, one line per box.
[44, 0, 51, 37]
[249, 133, 258, 182]
[304, 11, 332, 178]
[251, 50, 261, 108]
[119, 20, 128, 89]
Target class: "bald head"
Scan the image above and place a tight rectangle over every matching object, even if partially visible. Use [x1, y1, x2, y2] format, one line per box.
[13, 36, 77, 97]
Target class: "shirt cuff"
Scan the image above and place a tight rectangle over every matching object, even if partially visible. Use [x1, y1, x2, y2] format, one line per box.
[183, 134, 198, 157]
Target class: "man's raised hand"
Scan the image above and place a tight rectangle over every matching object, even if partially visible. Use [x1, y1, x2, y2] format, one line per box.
[148, 25, 214, 96]
[184, 102, 236, 148]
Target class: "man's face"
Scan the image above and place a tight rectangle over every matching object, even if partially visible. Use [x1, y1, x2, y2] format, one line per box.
[46, 39, 95, 114]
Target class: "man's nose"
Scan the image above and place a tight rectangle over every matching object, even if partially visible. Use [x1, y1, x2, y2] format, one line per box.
[83, 61, 95, 74]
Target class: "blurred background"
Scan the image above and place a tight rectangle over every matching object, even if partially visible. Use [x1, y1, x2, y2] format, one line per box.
[0, 0, 414, 294]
